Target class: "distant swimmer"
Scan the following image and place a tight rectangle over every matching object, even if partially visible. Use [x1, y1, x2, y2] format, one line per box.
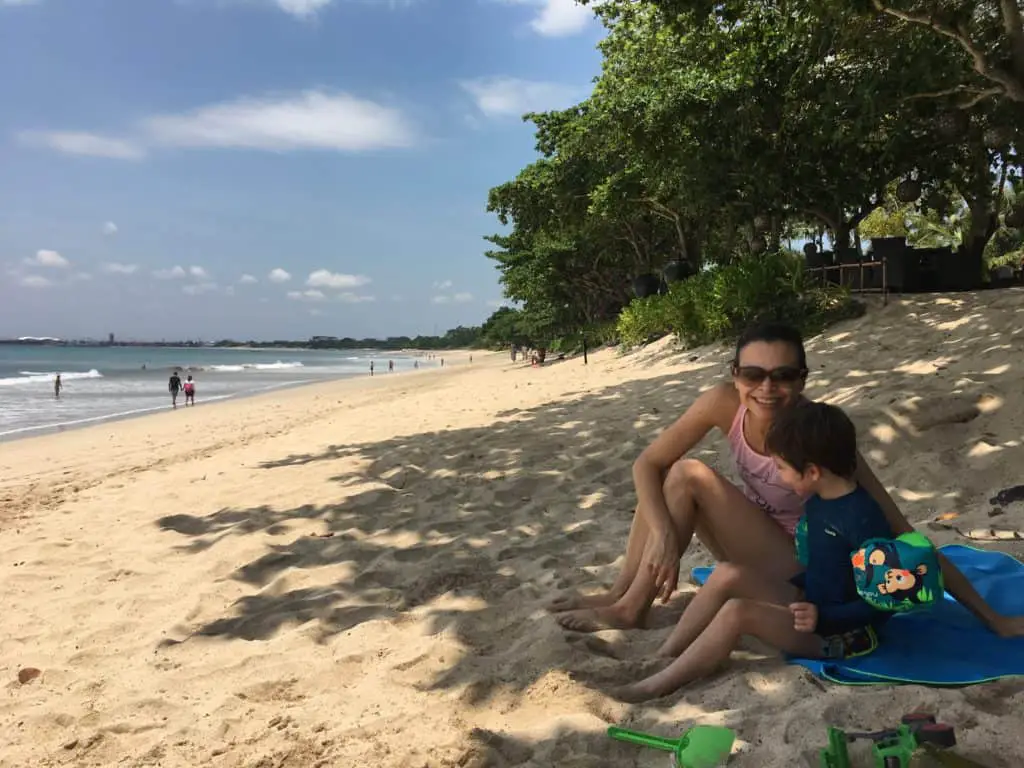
[183, 374, 196, 407]
[169, 370, 182, 408]
[54, 374, 62, 399]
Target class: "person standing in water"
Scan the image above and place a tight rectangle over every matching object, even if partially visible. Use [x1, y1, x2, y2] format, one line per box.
[54, 374, 62, 399]
[183, 375, 196, 407]
[168, 370, 182, 408]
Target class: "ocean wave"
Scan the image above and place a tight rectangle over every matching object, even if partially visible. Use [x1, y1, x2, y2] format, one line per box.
[1, 369, 103, 387]
[195, 361, 306, 373]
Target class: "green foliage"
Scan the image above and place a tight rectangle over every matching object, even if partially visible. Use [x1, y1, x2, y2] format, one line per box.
[617, 251, 861, 348]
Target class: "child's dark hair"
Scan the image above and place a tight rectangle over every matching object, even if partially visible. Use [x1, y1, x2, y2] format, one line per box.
[765, 400, 858, 478]
[733, 321, 808, 371]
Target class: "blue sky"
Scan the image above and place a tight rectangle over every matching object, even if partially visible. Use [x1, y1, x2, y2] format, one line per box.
[0, 0, 603, 341]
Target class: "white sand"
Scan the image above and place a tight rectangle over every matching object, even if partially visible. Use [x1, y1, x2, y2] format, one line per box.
[2, 290, 1024, 767]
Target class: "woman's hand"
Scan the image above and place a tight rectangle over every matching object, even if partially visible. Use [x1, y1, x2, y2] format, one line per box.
[645, 531, 680, 603]
[989, 614, 1024, 638]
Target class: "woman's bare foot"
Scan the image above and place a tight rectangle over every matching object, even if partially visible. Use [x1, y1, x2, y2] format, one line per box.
[546, 591, 619, 614]
[608, 680, 669, 703]
[556, 605, 644, 633]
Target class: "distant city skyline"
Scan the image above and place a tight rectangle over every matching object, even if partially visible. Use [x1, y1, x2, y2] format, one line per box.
[0, 0, 604, 340]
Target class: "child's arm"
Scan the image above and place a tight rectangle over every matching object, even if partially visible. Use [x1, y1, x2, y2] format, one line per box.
[803, 520, 878, 634]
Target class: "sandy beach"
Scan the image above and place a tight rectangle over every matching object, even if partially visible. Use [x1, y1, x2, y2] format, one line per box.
[3, 291, 1024, 768]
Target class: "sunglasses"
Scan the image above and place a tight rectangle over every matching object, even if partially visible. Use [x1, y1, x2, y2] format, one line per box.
[732, 364, 807, 385]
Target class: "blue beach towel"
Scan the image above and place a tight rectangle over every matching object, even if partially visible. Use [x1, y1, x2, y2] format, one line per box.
[692, 545, 1024, 685]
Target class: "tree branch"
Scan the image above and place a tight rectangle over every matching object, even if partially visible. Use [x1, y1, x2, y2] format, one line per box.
[1001, 0, 1024, 82]
[904, 85, 1004, 108]
[871, 0, 1024, 102]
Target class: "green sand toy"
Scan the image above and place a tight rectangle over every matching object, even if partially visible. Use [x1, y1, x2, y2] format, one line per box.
[608, 724, 735, 767]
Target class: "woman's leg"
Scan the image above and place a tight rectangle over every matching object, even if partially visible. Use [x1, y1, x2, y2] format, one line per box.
[548, 504, 650, 612]
[655, 562, 799, 658]
[610, 598, 824, 702]
[556, 459, 800, 632]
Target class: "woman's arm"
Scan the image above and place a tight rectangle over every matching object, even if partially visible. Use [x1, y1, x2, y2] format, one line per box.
[632, 383, 732, 539]
[855, 450, 1024, 635]
[632, 384, 734, 601]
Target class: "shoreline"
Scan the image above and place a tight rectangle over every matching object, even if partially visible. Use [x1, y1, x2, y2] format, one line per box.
[0, 352, 469, 444]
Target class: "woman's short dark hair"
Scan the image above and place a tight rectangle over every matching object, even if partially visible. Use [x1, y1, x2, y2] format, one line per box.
[733, 321, 808, 371]
[765, 400, 858, 478]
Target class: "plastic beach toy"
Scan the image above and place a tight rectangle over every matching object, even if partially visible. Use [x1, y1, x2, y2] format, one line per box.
[607, 724, 735, 767]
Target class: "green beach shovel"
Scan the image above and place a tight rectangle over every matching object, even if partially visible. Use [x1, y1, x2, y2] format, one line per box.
[607, 724, 736, 767]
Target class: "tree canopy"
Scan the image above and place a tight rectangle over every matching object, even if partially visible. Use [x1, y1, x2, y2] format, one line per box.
[479, 0, 1024, 350]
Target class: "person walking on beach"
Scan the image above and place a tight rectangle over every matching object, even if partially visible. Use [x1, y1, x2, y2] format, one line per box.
[168, 370, 182, 408]
[183, 375, 196, 407]
[54, 374, 62, 399]
[370, 361, 374, 377]
[388, 360, 394, 373]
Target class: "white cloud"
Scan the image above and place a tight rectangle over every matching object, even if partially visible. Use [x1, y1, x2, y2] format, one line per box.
[101, 262, 138, 274]
[189, 265, 208, 278]
[224, 285, 236, 296]
[20, 275, 51, 288]
[102, 221, 118, 235]
[433, 279, 453, 289]
[498, 0, 595, 37]
[17, 131, 145, 160]
[72, 272, 93, 282]
[268, 267, 291, 283]
[337, 292, 374, 303]
[460, 77, 584, 119]
[273, 0, 332, 16]
[306, 269, 371, 289]
[287, 289, 326, 302]
[1, 0, 43, 6]
[432, 291, 474, 305]
[239, 274, 258, 284]
[154, 265, 187, 279]
[20, 90, 415, 160]
[143, 90, 414, 153]
[487, 299, 511, 308]
[182, 282, 218, 295]
[24, 249, 69, 268]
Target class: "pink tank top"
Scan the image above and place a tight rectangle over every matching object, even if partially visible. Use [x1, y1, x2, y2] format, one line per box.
[727, 405, 805, 536]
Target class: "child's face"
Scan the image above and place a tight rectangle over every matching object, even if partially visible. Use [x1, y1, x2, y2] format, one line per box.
[772, 455, 820, 496]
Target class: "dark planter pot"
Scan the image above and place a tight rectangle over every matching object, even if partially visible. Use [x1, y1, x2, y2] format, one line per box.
[870, 237, 907, 259]
[662, 260, 692, 283]
[883, 248, 921, 293]
[632, 273, 661, 299]
[936, 246, 982, 291]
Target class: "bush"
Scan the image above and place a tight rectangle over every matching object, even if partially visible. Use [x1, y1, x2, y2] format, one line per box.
[616, 250, 861, 348]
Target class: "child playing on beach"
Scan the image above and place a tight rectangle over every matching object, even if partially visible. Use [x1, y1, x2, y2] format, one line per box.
[183, 375, 195, 407]
[610, 400, 894, 702]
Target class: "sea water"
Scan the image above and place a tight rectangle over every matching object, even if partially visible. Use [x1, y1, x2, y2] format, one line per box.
[0, 345, 431, 440]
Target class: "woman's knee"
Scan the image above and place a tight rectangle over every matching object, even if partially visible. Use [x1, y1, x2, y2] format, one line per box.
[663, 458, 712, 501]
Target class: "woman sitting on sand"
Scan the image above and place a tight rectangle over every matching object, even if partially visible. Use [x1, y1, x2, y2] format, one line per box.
[549, 320, 1024, 638]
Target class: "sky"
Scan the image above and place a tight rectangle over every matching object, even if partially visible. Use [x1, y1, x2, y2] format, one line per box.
[0, 0, 604, 341]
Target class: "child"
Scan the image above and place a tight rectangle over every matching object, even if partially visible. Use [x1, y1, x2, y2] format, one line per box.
[610, 400, 893, 702]
[183, 375, 195, 406]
